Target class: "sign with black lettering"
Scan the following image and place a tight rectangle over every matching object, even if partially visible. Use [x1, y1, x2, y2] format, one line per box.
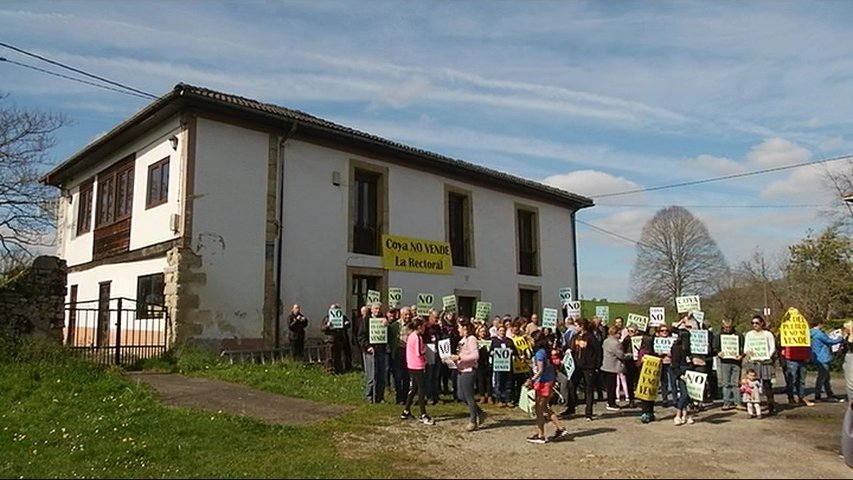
[492, 347, 511, 372]
[381, 234, 453, 275]
[675, 295, 701, 314]
[387, 287, 403, 308]
[542, 308, 558, 329]
[369, 317, 387, 344]
[417, 293, 434, 317]
[649, 307, 665, 327]
[328, 307, 343, 329]
[634, 355, 661, 401]
[566, 301, 581, 318]
[442, 294, 457, 313]
[367, 289, 381, 306]
[559, 287, 572, 306]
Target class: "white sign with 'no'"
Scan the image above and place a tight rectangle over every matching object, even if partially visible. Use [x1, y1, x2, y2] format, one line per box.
[328, 307, 343, 329]
[438, 338, 452, 359]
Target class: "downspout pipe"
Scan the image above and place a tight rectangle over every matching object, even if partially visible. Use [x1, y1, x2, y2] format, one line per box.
[571, 209, 580, 302]
[274, 122, 298, 349]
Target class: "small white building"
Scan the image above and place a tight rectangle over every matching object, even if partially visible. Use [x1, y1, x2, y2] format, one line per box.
[42, 83, 593, 351]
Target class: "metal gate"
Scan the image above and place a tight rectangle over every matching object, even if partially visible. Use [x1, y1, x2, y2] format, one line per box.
[64, 297, 170, 367]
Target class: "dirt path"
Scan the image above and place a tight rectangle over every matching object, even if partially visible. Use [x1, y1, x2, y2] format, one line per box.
[385, 399, 851, 479]
[125, 372, 352, 426]
[126, 371, 852, 478]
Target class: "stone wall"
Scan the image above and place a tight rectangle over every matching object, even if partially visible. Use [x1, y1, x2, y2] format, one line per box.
[164, 245, 204, 347]
[0, 256, 67, 341]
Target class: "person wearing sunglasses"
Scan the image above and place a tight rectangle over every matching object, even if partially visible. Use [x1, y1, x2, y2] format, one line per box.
[743, 315, 777, 416]
[656, 325, 676, 407]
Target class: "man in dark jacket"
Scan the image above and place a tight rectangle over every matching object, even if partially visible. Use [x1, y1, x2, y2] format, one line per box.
[320, 304, 350, 374]
[590, 316, 607, 402]
[357, 303, 389, 403]
[287, 304, 309, 359]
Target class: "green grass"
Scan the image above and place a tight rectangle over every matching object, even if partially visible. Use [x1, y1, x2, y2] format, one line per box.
[581, 299, 678, 325]
[0, 341, 419, 479]
[192, 360, 366, 405]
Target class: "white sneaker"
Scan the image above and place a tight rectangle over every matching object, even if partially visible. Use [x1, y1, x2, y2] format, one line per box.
[419, 414, 435, 425]
[685, 416, 694, 424]
[673, 417, 684, 426]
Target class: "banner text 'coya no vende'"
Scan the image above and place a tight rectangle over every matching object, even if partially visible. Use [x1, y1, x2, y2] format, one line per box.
[382, 234, 453, 275]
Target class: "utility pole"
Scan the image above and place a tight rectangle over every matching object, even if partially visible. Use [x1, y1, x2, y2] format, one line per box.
[760, 255, 770, 318]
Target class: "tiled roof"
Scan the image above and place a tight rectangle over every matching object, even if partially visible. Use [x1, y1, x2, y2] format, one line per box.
[44, 83, 593, 209]
[176, 84, 593, 209]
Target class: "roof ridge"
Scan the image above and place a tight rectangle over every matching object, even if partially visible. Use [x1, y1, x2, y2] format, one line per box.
[45, 82, 593, 208]
[176, 83, 323, 121]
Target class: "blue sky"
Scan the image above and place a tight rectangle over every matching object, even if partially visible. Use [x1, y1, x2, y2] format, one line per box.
[3, 0, 852, 302]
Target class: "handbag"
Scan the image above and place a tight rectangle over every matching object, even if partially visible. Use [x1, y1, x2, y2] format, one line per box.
[517, 385, 536, 418]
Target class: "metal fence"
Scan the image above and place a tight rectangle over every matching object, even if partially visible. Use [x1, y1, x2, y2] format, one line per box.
[64, 297, 170, 367]
[220, 342, 330, 366]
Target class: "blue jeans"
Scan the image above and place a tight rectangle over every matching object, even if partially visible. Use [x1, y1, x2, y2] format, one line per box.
[718, 361, 742, 406]
[494, 371, 512, 404]
[785, 359, 807, 399]
[659, 363, 673, 403]
[675, 370, 690, 410]
[815, 361, 836, 399]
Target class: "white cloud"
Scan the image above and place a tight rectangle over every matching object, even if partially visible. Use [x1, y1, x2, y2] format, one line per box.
[818, 135, 844, 152]
[746, 138, 811, 168]
[683, 154, 743, 175]
[369, 76, 432, 109]
[698, 208, 820, 270]
[579, 208, 650, 248]
[801, 117, 822, 128]
[542, 170, 642, 199]
[761, 160, 850, 201]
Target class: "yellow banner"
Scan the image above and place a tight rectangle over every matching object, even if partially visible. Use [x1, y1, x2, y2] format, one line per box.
[634, 355, 662, 402]
[779, 307, 811, 347]
[381, 234, 453, 275]
[512, 335, 533, 373]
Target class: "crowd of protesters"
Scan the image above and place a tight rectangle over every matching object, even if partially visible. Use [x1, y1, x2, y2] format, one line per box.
[300, 302, 851, 445]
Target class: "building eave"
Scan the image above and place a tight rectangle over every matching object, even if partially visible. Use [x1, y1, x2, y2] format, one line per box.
[42, 83, 595, 211]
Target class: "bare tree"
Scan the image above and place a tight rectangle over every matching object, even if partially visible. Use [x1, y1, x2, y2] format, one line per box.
[707, 271, 753, 327]
[630, 206, 729, 305]
[0, 94, 67, 272]
[823, 158, 853, 228]
[738, 248, 789, 320]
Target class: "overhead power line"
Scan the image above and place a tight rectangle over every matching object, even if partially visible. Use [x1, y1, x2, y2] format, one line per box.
[594, 153, 853, 199]
[594, 203, 822, 209]
[0, 41, 157, 99]
[576, 219, 652, 249]
[0, 57, 153, 100]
